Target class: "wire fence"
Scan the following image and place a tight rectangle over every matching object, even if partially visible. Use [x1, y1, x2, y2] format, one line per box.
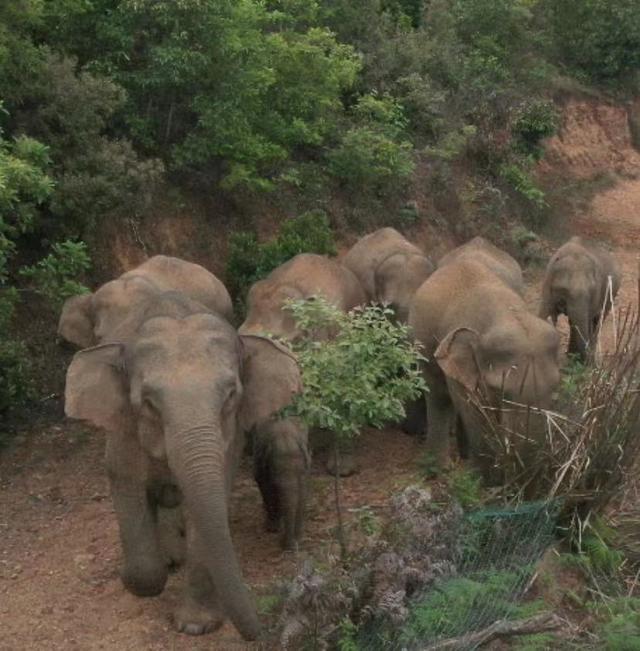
[357, 500, 560, 650]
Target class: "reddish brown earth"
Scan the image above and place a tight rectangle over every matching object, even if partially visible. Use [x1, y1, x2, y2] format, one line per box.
[2, 98, 640, 649]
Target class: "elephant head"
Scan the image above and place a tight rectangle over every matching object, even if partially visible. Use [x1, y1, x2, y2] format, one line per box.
[435, 323, 560, 467]
[58, 275, 161, 347]
[374, 252, 434, 323]
[58, 256, 234, 348]
[239, 281, 304, 340]
[64, 310, 301, 640]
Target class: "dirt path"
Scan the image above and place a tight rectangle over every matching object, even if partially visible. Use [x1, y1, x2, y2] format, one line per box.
[0, 421, 423, 650]
[3, 99, 640, 650]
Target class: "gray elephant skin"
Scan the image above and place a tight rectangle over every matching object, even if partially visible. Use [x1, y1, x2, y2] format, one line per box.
[61, 260, 305, 640]
[253, 416, 309, 550]
[437, 236, 525, 296]
[239, 252, 366, 340]
[342, 227, 434, 323]
[58, 255, 234, 348]
[409, 238, 561, 479]
[540, 236, 620, 361]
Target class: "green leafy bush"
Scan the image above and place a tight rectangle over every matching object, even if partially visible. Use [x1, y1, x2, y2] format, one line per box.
[20, 240, 91, 308]
[225, 210, 336, 304]
[512, 100, 558, 160]
[328, 127, 415, 192]
[545, 0, 640, 82]
[284, 299, 426, 441]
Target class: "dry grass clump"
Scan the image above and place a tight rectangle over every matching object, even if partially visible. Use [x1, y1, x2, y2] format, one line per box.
[468, 305, 640, 522]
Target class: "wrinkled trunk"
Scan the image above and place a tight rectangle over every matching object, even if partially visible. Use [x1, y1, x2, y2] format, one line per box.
[166, 424, 259, 641]
[567, 296, 591, 361]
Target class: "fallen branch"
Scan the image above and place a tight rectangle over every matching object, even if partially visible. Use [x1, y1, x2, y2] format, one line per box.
[421, 612, 565, 650]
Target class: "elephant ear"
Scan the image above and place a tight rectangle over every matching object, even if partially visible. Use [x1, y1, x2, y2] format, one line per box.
[238, 335, 302, 432]
[58, 293, 95, 348]
[434, 327, 482, 394]
[65, 343, 128, 433]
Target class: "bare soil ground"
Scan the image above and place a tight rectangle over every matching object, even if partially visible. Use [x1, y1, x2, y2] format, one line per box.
[2, 98, 640, 649]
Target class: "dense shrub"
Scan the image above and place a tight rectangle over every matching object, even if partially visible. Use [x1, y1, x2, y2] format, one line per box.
[225, 210, 337, 304]
[545, 0, 640, 82]
[0, 123, 89, 415]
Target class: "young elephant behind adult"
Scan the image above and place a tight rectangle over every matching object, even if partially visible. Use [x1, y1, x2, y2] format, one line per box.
[437, 236, 525, 296]
[239, 253, 366, 340]
[252, 416, 309, 550]
[58, 255, 233, 348]
[342, 227, 435, 323]
[64, 292, 303, 640]
[409, 249, 561, 479]
[540, 236, 620, 361]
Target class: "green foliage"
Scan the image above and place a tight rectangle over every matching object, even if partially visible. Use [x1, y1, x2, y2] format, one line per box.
[500, 162, 547, 211]
[328, 92, 415, 193]
[545, 0, 640, 82]
[328, 127, 414, 192]
[597, 598, 640, 651]
[559, 354, 590, 400]
[0, 337, 34, 419]
[284, 299, 426, 443]
[0, 120, 89, 415]
[337, 616, 361, 651]
[512, 100, 558, 160]
[20, 241, 91, 308]
[402, 572, 545, 643]
[225, 210, 336, 303]
[448, 468, 483, 509]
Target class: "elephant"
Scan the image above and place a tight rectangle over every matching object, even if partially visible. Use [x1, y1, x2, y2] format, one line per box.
[408, 251, 561, 480]
[437, 236, 524, 296]
[239, 253, 366, 477]
[342, 227, 435, 323]
[239, 253, 367, 341]
[252, 416, 310, 550]
[58, 255, 233, 348]
[64, 290, 303, 640]
[342, 228, 435, 437]
[539, 236, 620, 361]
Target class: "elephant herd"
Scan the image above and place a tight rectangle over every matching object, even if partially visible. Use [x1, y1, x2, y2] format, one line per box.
[58, 228, 619, 640]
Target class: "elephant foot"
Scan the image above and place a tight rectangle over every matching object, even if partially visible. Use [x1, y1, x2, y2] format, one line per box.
[325, 452, 358, 477]
[121, 562, 168, 597]
[174, 599, 224, 636]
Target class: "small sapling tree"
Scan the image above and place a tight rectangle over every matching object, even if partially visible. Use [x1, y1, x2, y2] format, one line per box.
[282, 297, 427, 557]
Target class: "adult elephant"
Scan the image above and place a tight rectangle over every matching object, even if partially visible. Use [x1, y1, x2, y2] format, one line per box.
[540, 236, 620, 361]
[58, 255, 233, 348]
[64, 291, 302, 640]
[409, 250, 561, 479]
[240, 253, 366, 477]
[342, 227, 435, 323]
[239, 253, 366, 341]
[438, 236, 524, 296]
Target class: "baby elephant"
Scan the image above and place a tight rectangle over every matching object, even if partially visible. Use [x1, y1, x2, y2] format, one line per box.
[253, 417, 309, 550]
[540, 236, 620, 361]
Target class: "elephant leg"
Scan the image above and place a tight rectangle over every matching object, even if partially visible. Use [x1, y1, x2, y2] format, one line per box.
[174, 524, 224, 635]
[156, 505, 186, 570]
[425, 384, 454, 471]
[401, 397, 427, 437]
[253, 445, 281, 533]
[106, 433, 167, 597]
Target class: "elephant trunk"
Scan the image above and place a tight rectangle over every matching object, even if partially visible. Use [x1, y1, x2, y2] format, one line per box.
[567, 294, 591, 360]
[165, 424, 260, 641]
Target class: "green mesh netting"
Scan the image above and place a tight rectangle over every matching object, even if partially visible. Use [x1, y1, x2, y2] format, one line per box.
[357, 500, 560, 650]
